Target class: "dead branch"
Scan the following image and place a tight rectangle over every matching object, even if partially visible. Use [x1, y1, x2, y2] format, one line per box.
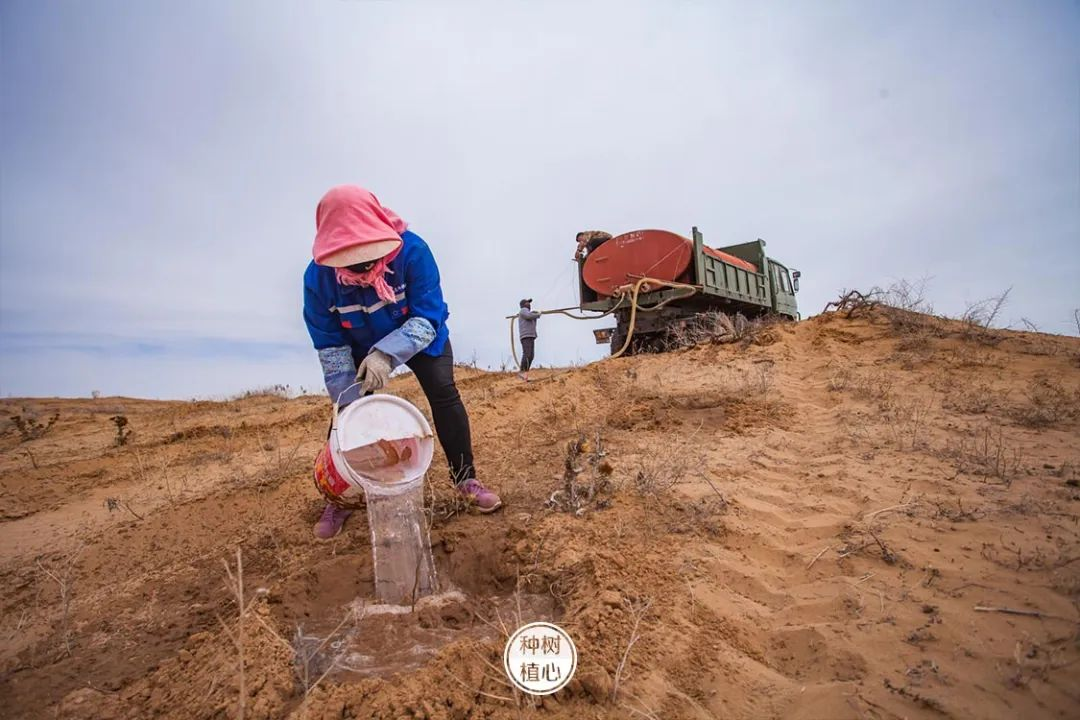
[863, 502, 917, 522]
[807, 546, 832, 570]
[218, 547, 256, 720]
[612, 598, 652, 702]
[824, 289, 880, 318]
[974, 606, 1079, 623]
[35, 541, 86, 657]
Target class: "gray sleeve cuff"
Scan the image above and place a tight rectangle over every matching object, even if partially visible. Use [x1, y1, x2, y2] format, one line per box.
[373, 317, 437, 368]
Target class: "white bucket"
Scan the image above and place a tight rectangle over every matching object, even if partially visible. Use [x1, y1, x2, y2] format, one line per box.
[330, 387, 435, 497]
[326, 386, 439, 604]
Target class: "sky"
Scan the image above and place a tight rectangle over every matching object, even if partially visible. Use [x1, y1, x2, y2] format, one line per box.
[1, 0, 1078, 399]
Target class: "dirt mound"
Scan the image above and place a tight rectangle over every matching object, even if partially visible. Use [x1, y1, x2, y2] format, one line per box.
[1, 313, 1078, 719]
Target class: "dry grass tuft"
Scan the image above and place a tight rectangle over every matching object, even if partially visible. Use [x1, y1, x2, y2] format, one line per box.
[939, 378, 1000, 416]
[1012, 374, 1080, 427]
[230, 385, 292, 401]
[880, 396, 935, 451]
[631, 427, 703, 496]
[942, 422, 1024, 485]
[827, 364, 894, 404]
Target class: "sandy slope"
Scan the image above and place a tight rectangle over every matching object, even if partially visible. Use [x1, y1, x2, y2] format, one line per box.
[1, 310, 1078, 720]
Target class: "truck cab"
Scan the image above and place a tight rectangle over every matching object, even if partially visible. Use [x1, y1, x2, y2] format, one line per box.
[767, 259, 799, 319]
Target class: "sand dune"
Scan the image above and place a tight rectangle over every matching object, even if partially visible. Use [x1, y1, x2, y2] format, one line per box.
[2, 309, 1078, 719]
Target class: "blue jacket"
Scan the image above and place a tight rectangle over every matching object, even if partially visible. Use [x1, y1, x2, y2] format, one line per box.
[303, 231, 450, 392]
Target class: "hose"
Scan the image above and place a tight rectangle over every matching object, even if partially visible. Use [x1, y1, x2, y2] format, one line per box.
[608, 278, 699, 359]
[505, 277, 699, 369]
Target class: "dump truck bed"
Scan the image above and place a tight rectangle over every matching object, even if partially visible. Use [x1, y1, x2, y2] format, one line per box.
[579, 229, 775, 315]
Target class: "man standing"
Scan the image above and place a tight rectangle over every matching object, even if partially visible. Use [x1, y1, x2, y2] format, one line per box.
[517, 298, 540, 381]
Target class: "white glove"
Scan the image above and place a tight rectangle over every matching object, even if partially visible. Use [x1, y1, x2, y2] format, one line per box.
[355, 350, 393, 395]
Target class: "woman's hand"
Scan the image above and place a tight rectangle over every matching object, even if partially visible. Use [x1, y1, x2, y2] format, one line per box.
[356, 350, 393, 394]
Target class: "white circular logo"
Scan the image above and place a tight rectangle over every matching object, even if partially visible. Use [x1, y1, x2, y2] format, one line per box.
[503, 621, 577, 695]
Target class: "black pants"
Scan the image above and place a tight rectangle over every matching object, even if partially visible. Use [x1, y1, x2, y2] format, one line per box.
[520, 337, 536, 372]
[406, 340, 475, 485]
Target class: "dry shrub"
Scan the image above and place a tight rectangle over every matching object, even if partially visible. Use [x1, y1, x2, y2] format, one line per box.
[889, 350, 932, 371]
[942, 422, 1024, 485]
[424, 479, 471, 529]
[631, 430, 701, 495]
[823, 289, 880, 318]
[231, 384, 292, 400]
[133, 450, 185, 503]
[731, 362, 782, 418]
[249, 434, 304, 488]
[1012, 374, 1080, 427]
[824, 280, 944, 343]
[946, 344, 997, 368]
[880, 278, 934, 314]
[663, 311, 766, 350]
[940, 380, 1000, 416]
[827, 365, 853, 392]
[36, 542, 86, 657]
[11, 412, 59, 442]
[547, 432, 615, 514]
[875, 279, 947, 341]
[895, 334, 933, 354]
[853, 369, 894, 403]
[110, 415, 132, 446]
[880, 396, 934, 451]
[958, 288, 1011, 345]
[827, 364, 894, 404]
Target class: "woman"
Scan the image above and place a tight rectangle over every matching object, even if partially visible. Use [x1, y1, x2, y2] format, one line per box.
[303, 185, 501, 539]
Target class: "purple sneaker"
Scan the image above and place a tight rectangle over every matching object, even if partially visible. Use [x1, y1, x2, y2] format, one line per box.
[457, 478, 502, 513]
[313, 502, 353, 539]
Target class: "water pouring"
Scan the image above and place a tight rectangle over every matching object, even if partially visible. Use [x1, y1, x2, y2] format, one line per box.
[313, 384, 439, 604]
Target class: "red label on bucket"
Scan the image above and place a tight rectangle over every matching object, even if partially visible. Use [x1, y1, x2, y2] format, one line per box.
[313, 443, 354, 504]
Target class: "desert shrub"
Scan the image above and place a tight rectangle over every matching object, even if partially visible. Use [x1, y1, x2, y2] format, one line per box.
[824, 280, 944, 341]
[630, 428, 706, 496]
[231, 385, 291, 400]
[941, 380, 1000, 415]
[110, 415, 132, 446]
[547, 433, 615, 514]
[826, 364, 894, 404]
[11, 412, 59, 442]
[827, 365, 852, 392]
[957, 288, 1011, 345]
[663, 311, 767, 350]
[942, 421, 1024, 485]
[945, 345, 996, 368]
[880, 396, 934, 451]
[1013, 375, 1080, 427]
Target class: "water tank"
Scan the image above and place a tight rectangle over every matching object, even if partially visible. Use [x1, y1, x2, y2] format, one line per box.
[581, 229, 758, 296]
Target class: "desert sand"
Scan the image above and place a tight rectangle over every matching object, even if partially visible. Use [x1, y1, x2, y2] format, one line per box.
[2, 308, 1078, 719]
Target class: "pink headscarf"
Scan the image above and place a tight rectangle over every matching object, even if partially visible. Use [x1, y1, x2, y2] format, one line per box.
[332, 247, 401, 303]
[313, 186, 408, 303]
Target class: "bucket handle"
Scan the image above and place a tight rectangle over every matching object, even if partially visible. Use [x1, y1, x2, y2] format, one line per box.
[325, 382, 369, 445]
[331, 382, 365, 431]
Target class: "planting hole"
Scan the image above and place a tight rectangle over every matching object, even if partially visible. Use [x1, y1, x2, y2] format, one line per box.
[272, 526, 560, 682]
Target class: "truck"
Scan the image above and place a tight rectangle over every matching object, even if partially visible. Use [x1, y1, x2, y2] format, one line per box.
[575, 227, 800, 354]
